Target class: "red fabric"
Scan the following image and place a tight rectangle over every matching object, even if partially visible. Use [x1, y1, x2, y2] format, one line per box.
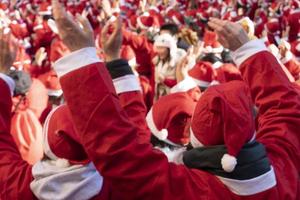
[239, 51, 300, 199]
[0, 79, 36, 199]
[163, 78, 177, 88]
[59, 50, 300, 199]
[284, 58, 300, 80]
[118, 91, 150, 143]
[139, 75, 153, 111]
[288, 10, 300, 43]
[122, 30, 155, 86]
[214, 64, 243, 83]
[191, 81, 255, 157]
[46, 105, 89, 164]
[152, 92, 197, 145]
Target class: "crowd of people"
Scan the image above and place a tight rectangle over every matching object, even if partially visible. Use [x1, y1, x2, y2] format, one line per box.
[0, 0, 300, 199]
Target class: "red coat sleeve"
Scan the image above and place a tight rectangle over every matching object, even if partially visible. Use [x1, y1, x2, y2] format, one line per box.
[58, 62, 230, 200]
[233, 40, 300, 199]
[118, 91, 151, 143]
[0, 79, 35, 200]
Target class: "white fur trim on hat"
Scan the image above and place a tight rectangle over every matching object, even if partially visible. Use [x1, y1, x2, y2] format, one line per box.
[48, 89, 63, 97]
[189, 127, 204, 148]
[43, 106, 62, 161]
[191, 77, 211, 88]
[170, 77, 197, 93]
[146, 109, 169, 141]
[137, 17, 150, 30]
[212, 61, 223, 69]
[221, 153, 237, 173]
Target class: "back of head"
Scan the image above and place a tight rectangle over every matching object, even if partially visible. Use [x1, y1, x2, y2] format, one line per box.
[43, 104, 89, 165]
[160, 23, 179, 36]
[190, 81, 255, 172]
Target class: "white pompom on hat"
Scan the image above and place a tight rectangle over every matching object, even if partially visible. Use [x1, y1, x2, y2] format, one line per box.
[190, 81, 255, 172]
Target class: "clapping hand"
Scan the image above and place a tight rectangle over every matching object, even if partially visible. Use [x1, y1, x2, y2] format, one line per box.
[51, 0, 95, 52]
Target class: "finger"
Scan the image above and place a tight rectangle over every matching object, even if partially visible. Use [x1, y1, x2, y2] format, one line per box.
[110, 17, 122, 42]
[76, 14, 93, 35]
[52, 0, 65, 21]
[100, 22, 111, 45]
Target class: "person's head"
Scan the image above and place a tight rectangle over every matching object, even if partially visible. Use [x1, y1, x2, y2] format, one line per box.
[189, 81, 255, 172]
[154, 46, 170, 60]
[43, 104, 89, 165]
[146, 92, 198, 147]
[154, 34, 177, 61]
[160, 23, 179, 36]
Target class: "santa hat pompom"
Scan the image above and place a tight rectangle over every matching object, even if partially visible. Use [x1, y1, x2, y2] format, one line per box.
[156, 129, 168, 141]
[221, 154, 237, 173]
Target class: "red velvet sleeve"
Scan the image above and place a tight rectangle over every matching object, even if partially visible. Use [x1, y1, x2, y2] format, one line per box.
[60, 63, 228, 199]
[118, 91, 151, 143]
[239, 50, 300, 199]
[0, 79, 35, 200]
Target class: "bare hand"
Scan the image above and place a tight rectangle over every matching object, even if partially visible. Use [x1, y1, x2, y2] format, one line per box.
[208, 18, 249, 51]
[176, 56, 189, 82]
[0, 30, 17, 73]
[101, 18, 122, 62]
[52, 0, 95, 52]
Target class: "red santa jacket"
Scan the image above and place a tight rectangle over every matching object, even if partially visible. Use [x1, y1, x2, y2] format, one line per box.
[54, 43, 300, 199]
[0, 77, 36, 200]
[0, 65, 147, 199]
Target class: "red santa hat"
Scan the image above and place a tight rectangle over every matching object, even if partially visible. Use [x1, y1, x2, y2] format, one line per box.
[188, 61, 214, 88]
[214, 64, 242, 84]
[0, 0, 9, 10]
[265, 18, 282, 45]
[137, 13, 155, 30]
[190, 81, 255, 173]
[287, 9, 300, 43]
[167, 9, 185, 26]
[291, 39, 300, 58]
[43, 104, 89, 165]
[9, 21, 30, 40]
[128, 15, 138, 30]
[203, 30, 224, 54]
[146, 92, 197, 146]
[38, 1, 52, 15]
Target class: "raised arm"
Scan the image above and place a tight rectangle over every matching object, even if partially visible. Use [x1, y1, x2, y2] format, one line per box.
[209, 18, 300, 199]
[51, 1, 225, 199]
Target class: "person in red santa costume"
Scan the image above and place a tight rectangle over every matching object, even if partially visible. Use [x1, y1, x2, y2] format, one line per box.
[48, 1, 300, 199]
[0, 7, 149, 198]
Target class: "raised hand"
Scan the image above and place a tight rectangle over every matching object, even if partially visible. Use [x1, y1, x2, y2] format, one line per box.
[100, 18, 123, 62]
[51, 0, 95, 52]
[208, 18, 249, 51]
[0, 29, 17, 73]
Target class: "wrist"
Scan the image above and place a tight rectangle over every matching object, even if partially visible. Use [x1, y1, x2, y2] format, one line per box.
[105, 53, 121, 62]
